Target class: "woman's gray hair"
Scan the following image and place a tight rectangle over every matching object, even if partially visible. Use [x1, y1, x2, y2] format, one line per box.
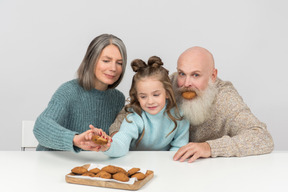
[77, 34, 127, 90]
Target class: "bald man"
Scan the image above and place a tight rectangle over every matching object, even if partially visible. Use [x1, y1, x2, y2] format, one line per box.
[109, 47, 274, 162]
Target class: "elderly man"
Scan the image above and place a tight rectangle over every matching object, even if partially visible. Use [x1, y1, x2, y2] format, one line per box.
[109, 46, 274, 163]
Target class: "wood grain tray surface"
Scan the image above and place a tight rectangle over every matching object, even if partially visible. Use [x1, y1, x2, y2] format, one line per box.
[65, 164, 154, 191]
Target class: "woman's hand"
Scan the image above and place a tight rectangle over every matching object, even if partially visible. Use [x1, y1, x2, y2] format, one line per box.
[88, 124, 112, 151]
[73, 125, 112, 152]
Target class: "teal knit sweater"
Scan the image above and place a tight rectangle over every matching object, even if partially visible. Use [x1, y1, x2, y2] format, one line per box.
[104, 106, 189, 157]
[33, 79, 125, 152]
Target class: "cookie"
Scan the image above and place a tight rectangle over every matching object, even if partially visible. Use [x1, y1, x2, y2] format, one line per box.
[92, 135, 108, 145]
[88, 168, 101, 174]
[112, 172, 130, 182]
[127, 168, 140, 176]
[182, 91, 196, 99]
[95, 171, 111, 179]
[131, 172, 146, 180]
[71, 166, 88, 175]
[101, 165, 119, 174]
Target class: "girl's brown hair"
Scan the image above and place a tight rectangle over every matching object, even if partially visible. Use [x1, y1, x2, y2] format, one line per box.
[125, 56, 183, 145]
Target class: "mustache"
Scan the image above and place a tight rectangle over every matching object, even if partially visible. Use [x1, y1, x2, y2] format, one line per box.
[177, 87, 199, 94]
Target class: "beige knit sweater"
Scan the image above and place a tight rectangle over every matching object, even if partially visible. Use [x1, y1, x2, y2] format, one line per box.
[109, 75, 274, 157]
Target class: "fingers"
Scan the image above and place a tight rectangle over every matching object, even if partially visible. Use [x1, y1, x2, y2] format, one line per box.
[89, 125, 112, 142]
[187, 152, 200, 163]
[173, 146, 187, 161]
[173, 142, 210, 163]
[76, 125, 112, 151]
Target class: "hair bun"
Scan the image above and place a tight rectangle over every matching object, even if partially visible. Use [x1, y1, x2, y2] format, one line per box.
[131, 59, 147, 72]
[147, 56, 163, 68]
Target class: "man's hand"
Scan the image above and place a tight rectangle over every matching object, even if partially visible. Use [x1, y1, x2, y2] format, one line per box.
[173, 142, 211, 163]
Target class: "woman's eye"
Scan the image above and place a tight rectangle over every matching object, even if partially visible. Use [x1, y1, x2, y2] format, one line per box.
[103, 60, 109, 63]
[154, 94, 160, 97]
[117, 62, 123, 66]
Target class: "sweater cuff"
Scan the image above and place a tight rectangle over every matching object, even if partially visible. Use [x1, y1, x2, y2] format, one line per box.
[64, 132, 81, 152]
[206, 135, 238, 157]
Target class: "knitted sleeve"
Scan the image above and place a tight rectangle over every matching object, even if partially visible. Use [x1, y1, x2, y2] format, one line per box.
[108, 107, 128, 135]
[33, 83, 80, 152]
[206, 83, 274, 157]
[104, 113, 142, 157]
[170, 118, 190, 151]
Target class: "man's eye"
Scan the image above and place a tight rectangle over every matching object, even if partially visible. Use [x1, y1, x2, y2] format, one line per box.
[178, 72, 185, 76]
[193, 74, 200, 77]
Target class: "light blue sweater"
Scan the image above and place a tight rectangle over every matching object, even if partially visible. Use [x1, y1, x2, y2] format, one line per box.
[104, 106, 189, 157]
[33, 79, 125, 152]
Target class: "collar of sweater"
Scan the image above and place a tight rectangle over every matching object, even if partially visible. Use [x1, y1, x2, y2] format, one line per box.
[88, 88, 114, 97]
[142, 105, 167, 119]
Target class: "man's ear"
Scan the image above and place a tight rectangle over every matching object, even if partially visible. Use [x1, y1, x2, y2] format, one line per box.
[211, 68, 218, 82]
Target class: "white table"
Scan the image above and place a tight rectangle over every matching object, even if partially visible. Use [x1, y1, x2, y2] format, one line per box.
[1, 151, 287, 191]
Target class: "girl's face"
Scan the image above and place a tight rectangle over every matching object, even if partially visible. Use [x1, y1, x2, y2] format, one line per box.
[94, 44, 123, 90]
[136, 77, 167, 115]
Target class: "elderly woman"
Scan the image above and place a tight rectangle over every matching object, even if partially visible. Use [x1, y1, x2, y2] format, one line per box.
[33, 34, 127, 152]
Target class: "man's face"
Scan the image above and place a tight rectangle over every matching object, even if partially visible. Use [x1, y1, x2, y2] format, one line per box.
[177, 53, 215, 92]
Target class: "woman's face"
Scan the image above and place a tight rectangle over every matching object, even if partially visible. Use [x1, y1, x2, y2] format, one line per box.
[94, 44, 123, 90]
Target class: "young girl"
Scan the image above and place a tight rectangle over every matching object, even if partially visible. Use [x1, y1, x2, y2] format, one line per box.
[101, 56, 189, 157]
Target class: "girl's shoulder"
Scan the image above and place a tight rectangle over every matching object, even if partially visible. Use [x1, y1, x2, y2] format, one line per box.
[124, 110, 145, 126]
[125, 111, 142, 121]
[167, 107, 184, 118]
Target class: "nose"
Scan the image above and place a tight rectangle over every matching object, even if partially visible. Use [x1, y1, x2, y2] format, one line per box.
[184, 76, 192, 88]
[109, 62, 117, 72]
[147, 96, 154, 104]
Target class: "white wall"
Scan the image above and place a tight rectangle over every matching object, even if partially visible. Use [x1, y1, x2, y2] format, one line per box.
[1, 0, 287, 151]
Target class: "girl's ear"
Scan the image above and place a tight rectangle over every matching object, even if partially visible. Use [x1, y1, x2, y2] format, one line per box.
[166, 91, 170, 99]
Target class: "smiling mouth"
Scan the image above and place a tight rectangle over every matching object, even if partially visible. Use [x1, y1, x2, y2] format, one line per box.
[148, 106, 157, 110]
[105, 74, 116, 79]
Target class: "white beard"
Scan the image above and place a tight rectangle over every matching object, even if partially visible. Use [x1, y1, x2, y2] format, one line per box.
[174, 79, 218, 126]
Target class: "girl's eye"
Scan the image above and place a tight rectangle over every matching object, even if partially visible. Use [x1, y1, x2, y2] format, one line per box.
[139, 96, 146, 99]
[154, 94, 160, 97]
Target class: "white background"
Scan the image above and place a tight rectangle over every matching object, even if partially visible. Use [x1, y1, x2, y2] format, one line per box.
[1, 0, 287, 151]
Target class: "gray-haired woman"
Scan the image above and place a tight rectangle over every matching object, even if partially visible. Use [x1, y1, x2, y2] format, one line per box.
[33, 34, 127, 152]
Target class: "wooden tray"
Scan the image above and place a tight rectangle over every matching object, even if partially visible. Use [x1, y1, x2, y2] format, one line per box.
[65, 164, 154, 191]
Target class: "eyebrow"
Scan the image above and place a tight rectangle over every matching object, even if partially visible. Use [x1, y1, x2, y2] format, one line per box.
[102, 55, 123, 61]
[177, 69, 201, 74]
[138, 90, 161, 95]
